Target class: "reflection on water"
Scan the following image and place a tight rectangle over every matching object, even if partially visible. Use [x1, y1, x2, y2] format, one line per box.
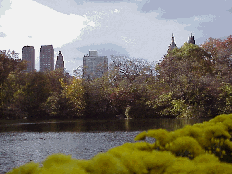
[0, 118, 210, 173]
[0, 118, 210, 132]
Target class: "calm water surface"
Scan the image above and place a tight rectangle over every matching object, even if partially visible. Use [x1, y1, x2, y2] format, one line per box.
[0, 118, 209, 174]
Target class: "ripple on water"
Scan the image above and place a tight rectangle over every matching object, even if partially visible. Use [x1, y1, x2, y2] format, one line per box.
[0, 131, 140, 174]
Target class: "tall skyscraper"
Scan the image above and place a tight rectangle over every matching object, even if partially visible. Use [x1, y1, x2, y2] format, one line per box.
[40, 45, 54, 72]
[83, 50, 108, 80]
[55, 51, 64, 70]
[22, 46, 35, 72]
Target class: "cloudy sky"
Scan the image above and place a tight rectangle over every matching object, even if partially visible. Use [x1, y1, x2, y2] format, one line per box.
[0, 0, 231, 74]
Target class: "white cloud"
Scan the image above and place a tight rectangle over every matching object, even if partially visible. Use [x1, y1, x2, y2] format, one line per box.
[54, 1, 193, 72]
[0, 0, 94, 59]
[2, 0, 226, 74]
[0, 32, 6, 37]
[0, 0, 12, 17]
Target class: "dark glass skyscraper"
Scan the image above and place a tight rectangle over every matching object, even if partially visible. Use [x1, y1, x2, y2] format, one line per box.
[40, 45, 54, 72]
[22, 46, 35, 72]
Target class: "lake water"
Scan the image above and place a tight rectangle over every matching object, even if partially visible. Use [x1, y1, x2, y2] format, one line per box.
[0, 118, 210, 174]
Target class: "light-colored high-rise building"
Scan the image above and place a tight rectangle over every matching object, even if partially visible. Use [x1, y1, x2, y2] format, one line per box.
[55, 51, 64, 70]
[22, 46, 35, 72]
[83, 50, 108, 80]
[40, 45, 54, 72]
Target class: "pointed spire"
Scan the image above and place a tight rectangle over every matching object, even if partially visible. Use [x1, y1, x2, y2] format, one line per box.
[168, 33, 177, 52]
[55, 51, 64, 70]
[172, 33, 175, 43]
[188, 33, 195, 44]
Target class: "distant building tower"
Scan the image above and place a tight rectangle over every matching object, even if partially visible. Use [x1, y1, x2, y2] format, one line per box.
[83, 50, 108, 80]
[11, 50, 19, 59]
[40, 45, 54, 72]
[168, 33, 177, 52]
[22, 46, 35, 72]
[1, 49, 19, 59]
[55, 51, 64, 70]
[188, 33, 195, 44]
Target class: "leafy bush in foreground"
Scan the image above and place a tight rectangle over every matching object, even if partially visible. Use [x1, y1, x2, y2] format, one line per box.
[7, 114, 232, 174]
[135, 113, 232, 162]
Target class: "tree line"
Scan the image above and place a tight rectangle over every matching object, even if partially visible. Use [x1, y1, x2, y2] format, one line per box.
[1, 35, 232, 120]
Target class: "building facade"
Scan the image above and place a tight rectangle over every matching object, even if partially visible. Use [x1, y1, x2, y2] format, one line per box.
[40, 45, 54, 72]
[55, 51, 64, 70]
[83, 50, 108, 80]
[22, 46, 35, 72]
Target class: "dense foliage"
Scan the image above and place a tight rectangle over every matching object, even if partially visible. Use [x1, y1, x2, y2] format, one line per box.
[1, 35, 232, 119]
[7, 114, 232, 174]
[82, 35, 232, 119]
[0, 54, 85, 119]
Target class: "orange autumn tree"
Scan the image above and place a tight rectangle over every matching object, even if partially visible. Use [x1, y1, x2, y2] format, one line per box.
[201, 35, 232, 82]
[201, 36, 232, 114]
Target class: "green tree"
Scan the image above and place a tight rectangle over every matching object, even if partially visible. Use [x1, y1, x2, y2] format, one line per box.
[81, 56, 156, 119]
[0, 54, 27, 118]
[0, 54, 26, 85]
[59, 77, 86, 118]
[15, 72, 51, 119]
[83, 73, 114, 119]
[150, 43, 218, 118]
[42, 76, 86, 119]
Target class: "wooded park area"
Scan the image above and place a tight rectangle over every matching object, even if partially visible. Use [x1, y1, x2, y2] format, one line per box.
[1, 36, 232, 120]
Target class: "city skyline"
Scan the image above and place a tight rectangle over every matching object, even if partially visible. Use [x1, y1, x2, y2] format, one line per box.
[0, 0, 231, 75]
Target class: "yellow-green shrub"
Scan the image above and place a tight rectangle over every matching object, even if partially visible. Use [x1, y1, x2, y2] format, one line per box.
[88, 153, 128, 174]
[135, 113, 232, 162]
[7, 162, 40, 174]
[168, 136, 204, 158]
[7, 114, 232, 174]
